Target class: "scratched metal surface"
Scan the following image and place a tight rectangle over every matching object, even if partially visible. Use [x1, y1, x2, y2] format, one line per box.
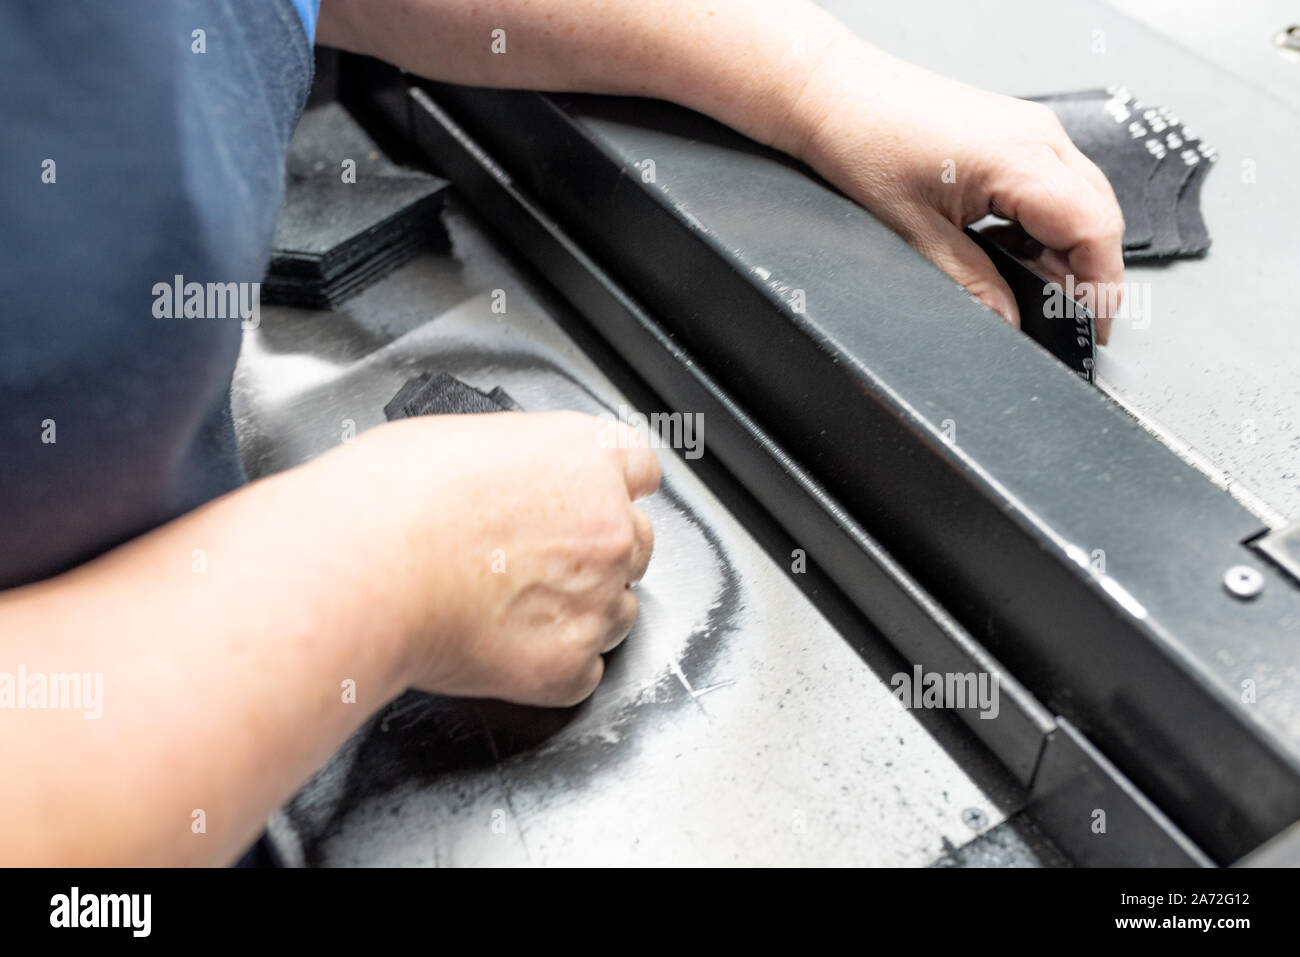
[820, 0, 1300, 527]
[231, 201, 1027, 866]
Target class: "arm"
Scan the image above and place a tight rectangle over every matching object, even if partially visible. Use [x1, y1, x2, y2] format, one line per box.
[1, 413, 658, 865]
[0, 454, 410, 866]
[320, 0, 1125, 340]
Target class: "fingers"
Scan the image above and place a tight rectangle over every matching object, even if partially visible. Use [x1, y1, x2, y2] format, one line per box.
[970, 222, 1119, 351]
[1029, 101, 1124, 217]
[1055, 146, 1120, 211]
[555, 655, 605, 708]
[622, 442, 662, 502]
[627, 507, 654, 585]
[1047, 148, 1124, 345]
[986, 152, 1125, 341]
[593, 418, 663, 501]
[601, 588, 639, 653]
[601, 508, 651, 653]
[992, 158, 1124, 282]
[979, 221, 1075, 291]
[907, 208, 1021, 326]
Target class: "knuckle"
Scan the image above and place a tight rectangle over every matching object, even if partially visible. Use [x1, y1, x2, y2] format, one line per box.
[642, 449, 664, 489]
[591, 512, 637, 563]
[1016, 140, 1065, 171]
[617, 421, 648, 449]
[536, 645, 590, 698]
[1025, 102, 1065, 134]
[552, 656, 601, 707]
[1076, 215, 1124, 250]
[1099, 205, 1126, 238]
[617, 593, 639, 636]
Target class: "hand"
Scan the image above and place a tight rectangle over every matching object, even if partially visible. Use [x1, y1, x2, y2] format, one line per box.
[790, 39, 1126, 343]
[337, 410, 660, 707]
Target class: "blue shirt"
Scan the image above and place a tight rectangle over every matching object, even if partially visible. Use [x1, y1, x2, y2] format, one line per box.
[291, 0, 321, 42]
[0, 0, 314, 589]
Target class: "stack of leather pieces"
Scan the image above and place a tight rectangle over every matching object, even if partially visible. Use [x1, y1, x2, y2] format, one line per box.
[265, 102, 451, 308]
[1032, 87, 1216, 260]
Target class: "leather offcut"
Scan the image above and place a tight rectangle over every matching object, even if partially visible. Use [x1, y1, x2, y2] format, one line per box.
[1032, 87, 1215, 261]
[383, 371, 521, 420]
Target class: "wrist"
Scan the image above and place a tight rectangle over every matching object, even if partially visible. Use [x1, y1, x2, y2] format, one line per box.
[788, 34, 911, 165]
[319, 423, 474, 697]
[769, 28, 851, 163]
[271, 442, 424, 703]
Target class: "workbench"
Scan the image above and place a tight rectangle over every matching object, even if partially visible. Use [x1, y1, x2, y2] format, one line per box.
[233, 0, 1300, 866]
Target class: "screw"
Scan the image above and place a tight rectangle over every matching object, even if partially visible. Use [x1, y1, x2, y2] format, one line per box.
[962, 807, 989, 831]
[1224, 565, 1264, 600]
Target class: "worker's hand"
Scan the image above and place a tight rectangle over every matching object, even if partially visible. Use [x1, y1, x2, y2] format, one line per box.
[339, 410, 659, 707]
[790, 39, 1125, 343]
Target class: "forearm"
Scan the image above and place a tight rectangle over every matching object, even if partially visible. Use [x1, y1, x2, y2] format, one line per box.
[0, 449, 412, 865]
[320, 0, 1125, 330]
[317, 0, 869, 158]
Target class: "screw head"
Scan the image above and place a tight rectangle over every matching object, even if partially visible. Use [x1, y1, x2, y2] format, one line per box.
[1224, 565, 1265, 600]
[962, 807, 989, 831]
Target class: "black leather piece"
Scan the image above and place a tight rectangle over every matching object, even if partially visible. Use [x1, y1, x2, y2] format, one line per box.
[1123, 107, 1195, 261]
[266, 103, 450, 307]
[1174, 139, 1216, 256]
[485, 385, 523, 411]
[383, 371, 519, 419]
[967, 227, 1095, 381]
[1032, 89, 1215, 262]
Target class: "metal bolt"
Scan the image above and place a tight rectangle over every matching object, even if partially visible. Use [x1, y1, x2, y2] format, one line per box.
[1223, 565, 1264, 600]
[962, 807, 989, 831]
